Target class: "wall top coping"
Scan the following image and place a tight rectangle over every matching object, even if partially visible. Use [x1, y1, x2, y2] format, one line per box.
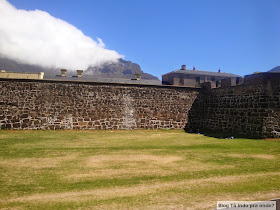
[244, 72, 280, 86]
[244, 72, 280, 77]
[0, 77, 201, 91]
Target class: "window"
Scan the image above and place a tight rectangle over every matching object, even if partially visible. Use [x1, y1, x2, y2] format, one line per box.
[211, 77, 215, 81]
[196, 77, 200, 85]
[216, 81, 219, 87]
[179, 76, 184, 85]
[236, 77, 240, 85]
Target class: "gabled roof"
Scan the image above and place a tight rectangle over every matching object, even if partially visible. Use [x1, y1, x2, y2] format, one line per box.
[162, 69, 241, 78]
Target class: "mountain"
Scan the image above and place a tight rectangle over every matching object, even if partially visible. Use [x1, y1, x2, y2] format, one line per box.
[0, 56, 56, 74]
[0, 57, 159, 80]
[268, 66, 280, 72]
[85, 58, 158, 80]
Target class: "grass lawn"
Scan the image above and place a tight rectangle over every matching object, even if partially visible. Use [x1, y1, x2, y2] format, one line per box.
[0, 130, 279, 209]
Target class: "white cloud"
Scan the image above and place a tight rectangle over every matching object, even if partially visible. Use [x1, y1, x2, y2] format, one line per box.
[0, 0, 123, 71]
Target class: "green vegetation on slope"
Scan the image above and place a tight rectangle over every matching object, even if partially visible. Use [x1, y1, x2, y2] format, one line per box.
[0, 130, 279, 209]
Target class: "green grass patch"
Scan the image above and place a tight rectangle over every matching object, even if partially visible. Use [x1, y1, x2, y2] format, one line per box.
[0, 130, 279, 209]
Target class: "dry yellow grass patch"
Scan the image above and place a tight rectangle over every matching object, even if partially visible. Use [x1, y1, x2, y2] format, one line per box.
[65, 168, 176, 180]
[0, 154, 78, 169]
[65, 160, 232, 181]
[227, 154, 277, 159]
[4, 172, 280, 204]
[86, 154, 182, 166]
[63, 153, 233, 181]
[179, 190, 280, 210]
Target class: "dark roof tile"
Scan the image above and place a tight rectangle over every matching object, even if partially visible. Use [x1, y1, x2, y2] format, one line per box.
[163, 69, 241, 77]
[43, 75, 162, 85]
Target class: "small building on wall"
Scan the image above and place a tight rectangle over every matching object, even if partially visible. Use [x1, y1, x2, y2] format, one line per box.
[162, 65, 243, 88]
[0, 70, 44, 79]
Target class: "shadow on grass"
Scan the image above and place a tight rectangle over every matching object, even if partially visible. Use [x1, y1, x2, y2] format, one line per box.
[183, 127, 261, 140]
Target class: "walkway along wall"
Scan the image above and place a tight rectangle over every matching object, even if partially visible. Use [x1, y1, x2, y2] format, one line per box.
[0, 79, 199, 130]
[185, 74, 280, 138]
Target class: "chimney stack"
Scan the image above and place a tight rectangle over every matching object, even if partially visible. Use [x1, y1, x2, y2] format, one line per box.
[193, 66, 196, 71]
[181, 65, 186, 70]
[61, 69, 67, 77]
[134, 73, 141, 80]
[76, 70, 83, 78]
[39, 72, 44, 79]
[218, 68, 221, 73]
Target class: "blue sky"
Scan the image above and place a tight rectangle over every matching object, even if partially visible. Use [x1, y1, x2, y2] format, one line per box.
[8, 0, 280, 79]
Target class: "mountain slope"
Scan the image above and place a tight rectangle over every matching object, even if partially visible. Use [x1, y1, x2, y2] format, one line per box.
[0, 57, 159, 80]
[85, 59, 158, 80]
[268, 66, 280, 72]
[0, 56, 55, 74]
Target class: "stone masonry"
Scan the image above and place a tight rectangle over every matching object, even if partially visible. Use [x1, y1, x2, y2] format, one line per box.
[186, 81, 280, 138]
[0, 79, 199, 130]
[0, 73, 279, 139]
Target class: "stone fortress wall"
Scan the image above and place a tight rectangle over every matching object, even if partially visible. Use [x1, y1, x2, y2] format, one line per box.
[186, 73, 280, 138]
[0, 72, 279, 139]
[0, 79, 199, 130]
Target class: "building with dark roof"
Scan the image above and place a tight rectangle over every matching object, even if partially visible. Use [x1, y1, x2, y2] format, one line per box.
[44, 69, 162, 85]
[162, 65, 243, 88]
[0, 69, 162, 85]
